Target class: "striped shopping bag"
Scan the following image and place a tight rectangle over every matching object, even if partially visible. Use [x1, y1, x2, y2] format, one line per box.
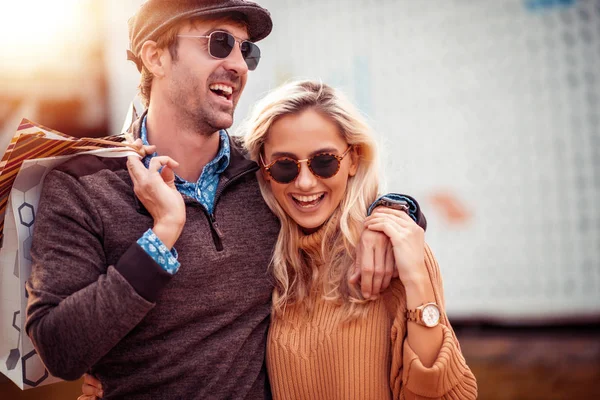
[0, 119, 140, 389]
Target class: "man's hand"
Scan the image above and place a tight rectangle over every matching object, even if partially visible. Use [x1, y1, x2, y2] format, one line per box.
[365, 208, 427, 286]
[127, 154, 185, 249]
[349, 229, 397, 299]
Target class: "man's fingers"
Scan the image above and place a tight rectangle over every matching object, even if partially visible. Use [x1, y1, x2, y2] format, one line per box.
[126, 155, 146, 184]
[348, 262, 361, 284]
[366, 215, 409, 230]
[148, 156, 179, 172]
[371, 236, 386, 298]
[371, 207, 414, 225]
[160, 165, 177, 188]
[130, 138, 143, 148]
[366, 221, 400, 242]
[381, 243, 394, 290]
[359, 245, 374, 299]
[143, 144, 157, 155]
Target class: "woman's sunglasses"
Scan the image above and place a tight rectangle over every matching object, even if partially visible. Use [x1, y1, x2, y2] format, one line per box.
[260, 146, 353, 184]
[177, 31, 261, 71]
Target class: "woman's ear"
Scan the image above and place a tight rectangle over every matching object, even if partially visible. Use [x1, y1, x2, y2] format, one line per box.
[348, 146, 359, 177]
[140, 40, 168, 78]
[261, 166, 271, 182]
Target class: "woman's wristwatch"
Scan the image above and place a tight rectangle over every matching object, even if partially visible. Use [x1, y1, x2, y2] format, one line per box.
[406, 302, 441, 327]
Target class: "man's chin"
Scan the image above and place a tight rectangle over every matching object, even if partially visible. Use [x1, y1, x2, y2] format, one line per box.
[213, 115, 234, 130]
[205, 111, 235, 132]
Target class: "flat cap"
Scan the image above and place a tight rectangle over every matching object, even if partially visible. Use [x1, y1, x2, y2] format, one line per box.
[128, 0, 272, 70]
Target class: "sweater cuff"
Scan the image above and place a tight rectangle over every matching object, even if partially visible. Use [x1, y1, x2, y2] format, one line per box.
[115, 242, 174, 302]
[402, 325, 469, 398]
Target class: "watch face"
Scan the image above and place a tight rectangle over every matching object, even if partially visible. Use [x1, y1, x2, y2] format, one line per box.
[422, 304, 440, 327]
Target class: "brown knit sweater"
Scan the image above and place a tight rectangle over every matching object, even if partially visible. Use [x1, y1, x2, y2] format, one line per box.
[266, 226, 477, 399]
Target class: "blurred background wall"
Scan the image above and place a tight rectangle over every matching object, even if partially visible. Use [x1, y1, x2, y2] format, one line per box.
[0, 0, 599, 399]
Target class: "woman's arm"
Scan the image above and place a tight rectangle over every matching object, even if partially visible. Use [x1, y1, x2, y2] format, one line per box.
[366, 209, 478, 399]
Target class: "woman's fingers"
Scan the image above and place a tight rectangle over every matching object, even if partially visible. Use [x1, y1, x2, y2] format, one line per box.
[82, 383, 103, 397]
[81, 373, 103, 398]
[83, 373, 102, 389]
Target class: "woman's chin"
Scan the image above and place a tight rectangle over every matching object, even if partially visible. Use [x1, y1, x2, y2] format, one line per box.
[291, 215, 328, 234]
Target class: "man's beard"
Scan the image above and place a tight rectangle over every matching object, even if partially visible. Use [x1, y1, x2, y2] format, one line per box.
[187, 101, 235, 136]
[171, 87, 236, 136]
[172, 71, 241, 136]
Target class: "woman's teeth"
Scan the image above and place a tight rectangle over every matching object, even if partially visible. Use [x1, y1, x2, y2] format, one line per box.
[291, 193, 325, 208]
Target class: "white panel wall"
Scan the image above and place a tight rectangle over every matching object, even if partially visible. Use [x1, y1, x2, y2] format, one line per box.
[239, 0, 600, 320]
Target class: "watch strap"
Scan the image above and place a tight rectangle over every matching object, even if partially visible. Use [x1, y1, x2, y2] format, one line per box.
[367, 193, 427, 232]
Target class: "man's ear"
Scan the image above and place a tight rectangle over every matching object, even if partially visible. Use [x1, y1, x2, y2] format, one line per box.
[348, 146, 359, 177]
[140, 40, 168, 77]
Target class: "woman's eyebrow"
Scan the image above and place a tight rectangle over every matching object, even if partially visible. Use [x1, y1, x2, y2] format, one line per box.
[270, 147, 340, 159]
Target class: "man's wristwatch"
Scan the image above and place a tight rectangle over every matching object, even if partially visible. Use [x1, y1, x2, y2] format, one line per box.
[366, 194, 426, 231]
[369, 197, 409, 214]
[406, 302, 441, 327]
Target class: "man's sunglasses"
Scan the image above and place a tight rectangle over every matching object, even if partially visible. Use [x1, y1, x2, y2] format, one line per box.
[177, 31, 260, 71]
[260, 147, 353, 184]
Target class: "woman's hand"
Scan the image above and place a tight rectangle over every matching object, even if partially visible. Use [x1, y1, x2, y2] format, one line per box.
[364, 207, 427, 285]
[127, 154, 186, 249]
[77, 373, 103, 400]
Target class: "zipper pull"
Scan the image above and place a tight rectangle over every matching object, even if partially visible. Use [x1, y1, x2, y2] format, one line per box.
[211, 216, 224, 238]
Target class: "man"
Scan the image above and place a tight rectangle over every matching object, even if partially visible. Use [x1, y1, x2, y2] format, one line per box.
[25, 1, 418, 398]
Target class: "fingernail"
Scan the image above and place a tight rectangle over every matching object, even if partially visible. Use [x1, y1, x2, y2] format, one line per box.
[99, 391, 104, 397]
[364, 293, 370, 299]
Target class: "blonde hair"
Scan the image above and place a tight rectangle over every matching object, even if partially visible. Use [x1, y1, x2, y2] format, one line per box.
[242, 80, 380, 320]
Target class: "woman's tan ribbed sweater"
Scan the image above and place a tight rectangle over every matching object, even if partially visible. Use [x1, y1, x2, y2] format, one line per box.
[266, 227, 478, 400]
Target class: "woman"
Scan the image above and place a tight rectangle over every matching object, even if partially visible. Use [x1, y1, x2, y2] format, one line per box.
[81, 80, 477, 399]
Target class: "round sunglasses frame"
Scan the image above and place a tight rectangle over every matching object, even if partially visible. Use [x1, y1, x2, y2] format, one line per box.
[260, 146, 353, 184]
[177, 31, 261, 70]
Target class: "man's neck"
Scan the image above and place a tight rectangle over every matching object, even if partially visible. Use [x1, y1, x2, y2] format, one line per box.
[145, 104, 222, 183]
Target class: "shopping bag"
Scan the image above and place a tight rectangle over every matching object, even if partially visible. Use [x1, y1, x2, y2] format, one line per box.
[0, 119, 138, 389]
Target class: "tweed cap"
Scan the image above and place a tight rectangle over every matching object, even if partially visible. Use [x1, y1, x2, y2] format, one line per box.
[128, 0, 272, 71]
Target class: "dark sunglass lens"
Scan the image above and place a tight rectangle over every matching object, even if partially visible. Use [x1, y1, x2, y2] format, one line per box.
[311, 155, 339, 178]
[240, 41, 261, 70]
[269, 159, 299, 183]
[210, 32, 235, 58]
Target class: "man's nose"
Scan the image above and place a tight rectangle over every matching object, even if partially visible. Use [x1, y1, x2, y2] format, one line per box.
[222, 42, 249, 76]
